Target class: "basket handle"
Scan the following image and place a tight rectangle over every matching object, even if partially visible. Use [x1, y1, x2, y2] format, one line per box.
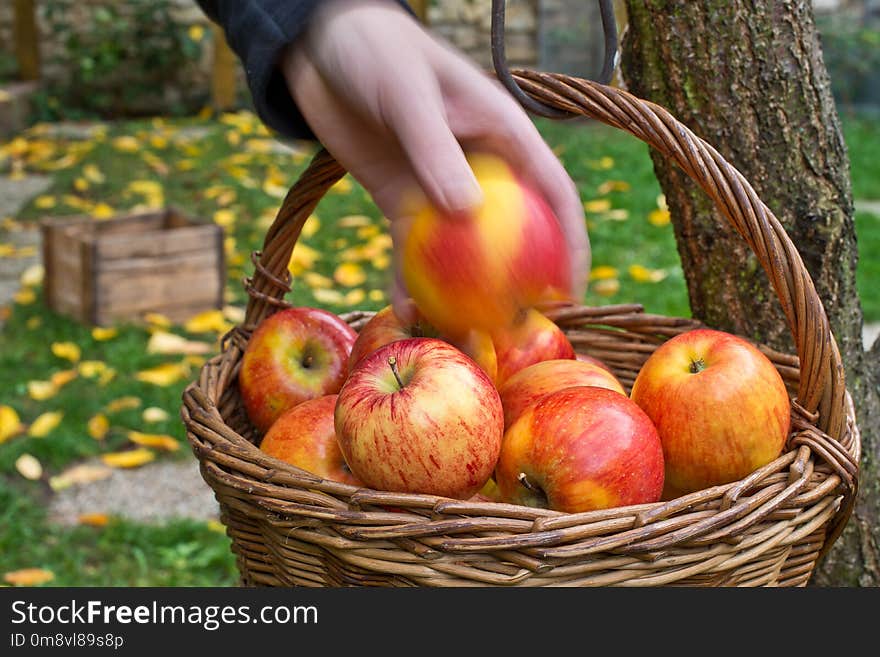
[241, 74, 848, 446]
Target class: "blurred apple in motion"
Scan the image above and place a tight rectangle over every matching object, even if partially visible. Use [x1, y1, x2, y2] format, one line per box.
[630, 328, 790, 496]
[491, 307, 575, 387]
[259, 394, 363, 487]
[335, 337, 504, 499]
[498, 357, 626, 429]
[401, 152, 572, 336]
[496, 386, 664, 513]
[239, 307, 357, 433]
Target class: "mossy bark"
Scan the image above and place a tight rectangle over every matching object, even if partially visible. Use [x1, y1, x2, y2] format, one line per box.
[621, 0, 879, 586]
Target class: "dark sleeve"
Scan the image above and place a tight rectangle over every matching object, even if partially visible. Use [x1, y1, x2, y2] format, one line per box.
[195, 0, 414, 141]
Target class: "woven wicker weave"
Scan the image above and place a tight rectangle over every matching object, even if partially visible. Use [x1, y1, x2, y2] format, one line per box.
[180, 71, 861, 587]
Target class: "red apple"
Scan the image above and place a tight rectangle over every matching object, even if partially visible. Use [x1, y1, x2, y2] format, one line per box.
[495, 386, 665, 513]
[348, 304, 439, 373]
[334, 337, 504, 499]
[630, 328, 791, 496]
[349, 304, 498, 383]
[401, 152, 573, 336]
[259, 394, 363, 487]
[498, 358, 627, 429]
[491, 307, 576, 387]
[239, 307, 357, 433]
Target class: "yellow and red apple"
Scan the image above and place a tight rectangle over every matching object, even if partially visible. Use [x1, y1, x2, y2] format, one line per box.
[401, 153, 573, 336]
[496, 386, 665, 513]
[349, 304, 498, 383]
[630, 328, 791, 497]
[259, 394, 363, 487]
[239, 307, 357, 433]
[498, 357, 626, 429]
[491, 307, 575, 387]
[335, 337, 504, 499]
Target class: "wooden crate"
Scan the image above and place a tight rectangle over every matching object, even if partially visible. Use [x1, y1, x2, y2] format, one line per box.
[41, 207, 225, 326]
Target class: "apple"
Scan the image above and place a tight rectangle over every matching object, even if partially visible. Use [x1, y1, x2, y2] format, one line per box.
[629, 328, 791, 496]
[498, 358, 626, 429]
[335, 337, 504, 499]
[349, 304, 498, 383]
[495, 386, 665, 513]
[259, 394, 363, 487]
[401, 152, 573, 336]
[239, 306, 357, 433]
[491, 307, 576, 387]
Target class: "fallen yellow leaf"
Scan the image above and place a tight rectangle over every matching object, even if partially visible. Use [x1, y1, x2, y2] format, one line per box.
[128, 431, 180, 452]
[592, 278, 621, 297]
[207, 519, 226, 533]
[338, 214, 372, 228]
[330, 176, 352, 194]
[112, 135, 140, 152]
[649, 209, 671, 227]
[142, 407, 170, 423]
[590, 266, 619, 281]
[301, 214, 320, 238]
[222, 305, 245, 324]
[0, 405, 24, 444]
[49, 463, 113, 491]
[34, 195, 56, 209]
[143, 312, 172, 329]
[19, 264, 44, 287]
[147, 330, 212, 355]
[78, 360, 107, 378]
[368, 289, 386, 302]
[15, 453, 43, 480]
[344, 289, 366, 306]
[135, 362, 189, 387]
[288, 242, 321, 276]
[91, 326, 118, 341]
[101, 448, 156, 468]
[50, 369, 78, 388]
[597, 180, 631, 195]
[334, 262, 367, 287]
[27, 411, 63, 438]
[3, 568, 55, 586]
[51, 341, 81, 363]
[312, 289, 344, 305]
[183, 309, 231, 335]
[13, 288, 35, 305]
[27, 380, 58, 401]
[25, 316, 41, 329]
[83, 163, 105, 184]
[88, 413, 110, 440]
[606, 209, 630, 221]
[91, 203, 116, 219]
[629, 264, 668, 283]
[78, 513, 111, 527]
[98, 367, 116, 386]
[213, 209, 235, 228]
[303, 272, 333, 289]
[584, 199, 612, 213]
[105, 396, 142, 413]
[73, 177, 89, 192]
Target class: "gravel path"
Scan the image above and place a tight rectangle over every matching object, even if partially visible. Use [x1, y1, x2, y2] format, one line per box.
[48, 452, 220, 526]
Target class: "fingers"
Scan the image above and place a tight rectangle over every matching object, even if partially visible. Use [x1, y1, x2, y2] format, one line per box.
[377, 64, 483, 215]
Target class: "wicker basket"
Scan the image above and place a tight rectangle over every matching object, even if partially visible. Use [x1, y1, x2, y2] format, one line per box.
[180, 71, 861, 587]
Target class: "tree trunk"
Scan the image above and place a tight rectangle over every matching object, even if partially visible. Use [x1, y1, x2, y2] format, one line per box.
[620, 0, 879, 585]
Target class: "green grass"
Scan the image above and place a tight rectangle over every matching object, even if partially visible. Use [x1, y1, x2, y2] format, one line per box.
[0, 108, 877, 588]
[0, 481, 237, 586]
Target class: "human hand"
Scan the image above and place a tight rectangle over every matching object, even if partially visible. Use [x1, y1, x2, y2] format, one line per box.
[281, 0, 588, 320]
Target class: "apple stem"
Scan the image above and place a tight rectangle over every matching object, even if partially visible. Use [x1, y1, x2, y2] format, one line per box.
[388, 356, 404, 389]
[689, 358, 707, 374]
[518, 472, 538, 492]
